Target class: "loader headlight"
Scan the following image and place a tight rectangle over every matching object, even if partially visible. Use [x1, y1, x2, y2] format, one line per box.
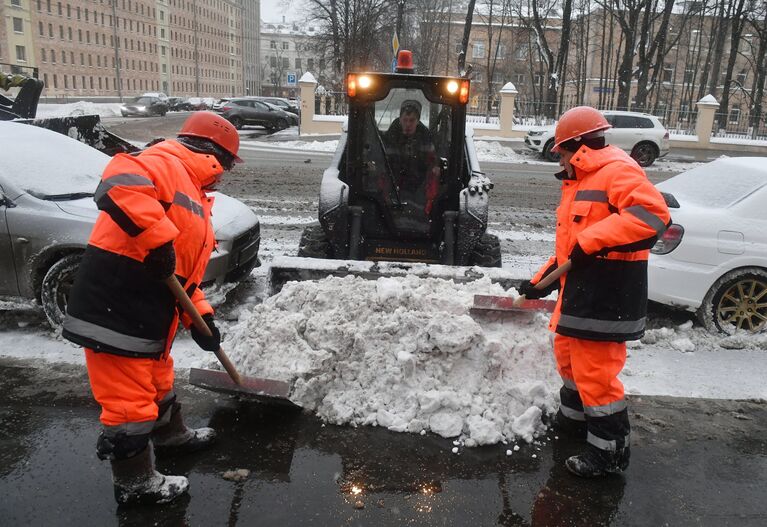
[358, 75, 372, 89]
[446, 80, 459, 94]
[347, 74, 372, 98]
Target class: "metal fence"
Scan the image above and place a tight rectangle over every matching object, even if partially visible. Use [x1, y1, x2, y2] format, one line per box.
[712, 110, 767, 140]
[314, 91, 348, 116]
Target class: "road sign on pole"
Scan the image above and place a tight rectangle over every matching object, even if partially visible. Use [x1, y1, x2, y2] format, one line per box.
[392, 32, 400, 57]
[286, 72, 297, 86]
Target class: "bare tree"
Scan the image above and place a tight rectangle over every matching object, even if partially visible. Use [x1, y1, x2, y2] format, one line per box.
[632, 0, 676, 111]
[527, 0, 573, 117]
[748, 2, 767, 134]
[717, 0, 748, 130]
[306, 0, 397, 85]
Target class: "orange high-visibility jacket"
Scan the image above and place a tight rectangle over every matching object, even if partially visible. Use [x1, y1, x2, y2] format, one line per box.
[532, 145, 671, 342]
[63, 140, 223, 358]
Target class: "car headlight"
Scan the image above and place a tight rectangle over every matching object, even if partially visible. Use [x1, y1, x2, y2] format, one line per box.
[136, 106, 146, 111]
[528, 131, 544, 136]
[651, 224, 684, 254]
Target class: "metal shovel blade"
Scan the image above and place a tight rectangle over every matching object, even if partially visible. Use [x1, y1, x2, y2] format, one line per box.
[189, 367, 299, 407]
[470, 294, 557, 314]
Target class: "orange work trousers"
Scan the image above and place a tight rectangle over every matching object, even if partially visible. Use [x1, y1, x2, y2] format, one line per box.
[84, 348, 174, 427]
[553, 334, 626, 408]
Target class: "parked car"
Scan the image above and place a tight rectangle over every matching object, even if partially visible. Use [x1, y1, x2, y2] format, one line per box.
[167, 97, 193, 112]
[142, 91, 169, 102]
[648, 157, 767, 333]
[0, 121, 261, 327]
[255, 96, 300, 115]
[120, 96, 169, 117]
[186, 97, 209, 110]
[219, 98, 298, 131]
[525, 110, 670, 167]
[212, 98, 232, 112]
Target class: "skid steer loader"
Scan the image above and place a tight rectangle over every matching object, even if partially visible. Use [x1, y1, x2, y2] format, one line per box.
[269, 51, 518, 294]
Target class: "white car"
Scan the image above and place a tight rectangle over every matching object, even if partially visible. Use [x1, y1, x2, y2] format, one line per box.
[141, 91, 169, 101]
[525, 110, 670, 167]
[648, 157, 767, 333]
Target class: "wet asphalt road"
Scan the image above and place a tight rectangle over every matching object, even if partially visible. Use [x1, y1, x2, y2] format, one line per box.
[1, 359, 766, 526]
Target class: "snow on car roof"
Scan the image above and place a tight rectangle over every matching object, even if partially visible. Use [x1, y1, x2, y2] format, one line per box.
[656, 157, 767, 208]
[0, 121, 108, 197]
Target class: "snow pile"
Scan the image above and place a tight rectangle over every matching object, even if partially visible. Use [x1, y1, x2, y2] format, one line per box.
[35, 102, 123, 118]
[223, 275, 560, 445]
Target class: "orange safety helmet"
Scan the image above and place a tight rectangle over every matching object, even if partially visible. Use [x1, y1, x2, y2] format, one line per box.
[552, 106, 611, 153]
[178, 111, 242, 162]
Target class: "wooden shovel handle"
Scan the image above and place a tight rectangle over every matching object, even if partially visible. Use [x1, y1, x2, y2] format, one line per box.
[165, 276, 242, 386]
[513, 259, 573, 307]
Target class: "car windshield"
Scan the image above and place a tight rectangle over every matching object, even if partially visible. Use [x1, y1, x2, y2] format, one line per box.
[262, 102, 281, 111]
[0, 121, 107, 198]
[658, 159, 767, 208]
[133, 97, 154, 105]
[358, 87, 453, 233]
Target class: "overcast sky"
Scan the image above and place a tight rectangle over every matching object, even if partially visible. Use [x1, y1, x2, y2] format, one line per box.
[261, 0, 302, 23]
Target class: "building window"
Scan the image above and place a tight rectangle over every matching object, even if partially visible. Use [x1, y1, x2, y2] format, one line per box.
[270, 56, 276, 67]
[41, 48, 47, 62]
[53, 74, 58, 88]
[270, 40, 276, 49]
[51, 50, 56, 63]
[12, 0, 22, 5]
[282, 57, 289, 68]
[684, 69, 694, 84]
[295, 58, 301, 69]
[68, 27, 72, 40]
[67, 4, 70, 17]
[39, 21, 44, 35]
[59, 26, 64, 39]
[729, 106, 741, 124]
[497, 44, 507, 58]
[15, 45, 26, 62]
[662, 64, 674, 84]
[58, 1, 62, 15]
[736, 71, 747, 85]
[472, 41, 485, 59]
[13, 18, 23, 33]
[514, 46, 527, 60]
[282, 41, 288, 50]
[64, 75, 68, 88]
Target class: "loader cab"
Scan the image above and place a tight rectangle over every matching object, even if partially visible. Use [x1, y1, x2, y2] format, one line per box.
[341, 72, 470, 262]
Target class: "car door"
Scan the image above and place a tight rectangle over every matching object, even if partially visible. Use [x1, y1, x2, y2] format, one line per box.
[0, 182, 19, 295]
[251, 101, 273, 128]
[608, 115, 644, 152]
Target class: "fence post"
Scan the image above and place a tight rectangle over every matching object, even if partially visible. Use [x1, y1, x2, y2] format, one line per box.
[695, 95, 719, 146]
[499, 82, 518, 137]
[299, 72, 317, 135]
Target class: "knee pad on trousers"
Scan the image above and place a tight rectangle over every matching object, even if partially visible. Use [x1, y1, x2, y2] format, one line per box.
[96, 431, 151, 461]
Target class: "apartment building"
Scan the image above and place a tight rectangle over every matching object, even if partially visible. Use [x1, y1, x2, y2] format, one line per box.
[1, 0, 248, 100]
[260, 18, 331, 98]
[241, 0, 259, 95]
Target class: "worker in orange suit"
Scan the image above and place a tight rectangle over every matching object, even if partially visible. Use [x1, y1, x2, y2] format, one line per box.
[518, 106, 671, 477]
[62, 112, 242, 505]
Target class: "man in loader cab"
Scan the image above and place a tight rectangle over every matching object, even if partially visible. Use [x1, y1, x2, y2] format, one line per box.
[62, 112, 241, 505]
[383, 99, 441, 215]
[519, 106, 670, 478]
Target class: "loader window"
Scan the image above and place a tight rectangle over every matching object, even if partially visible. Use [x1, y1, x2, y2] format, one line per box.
[360, 88, 452, 233]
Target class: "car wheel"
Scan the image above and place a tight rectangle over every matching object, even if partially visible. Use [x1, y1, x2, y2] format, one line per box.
[543, 140, 560, 162]
[469, 233, 502, 267]
[229, 116, 243, 130]
[696, 267, 767, 334]
[159, 110, 167, 117]
[631, 142, 658, 167]
[298, 223, 333, 258]
[40, 253, 82, 328]
[274, 118, 288, 132]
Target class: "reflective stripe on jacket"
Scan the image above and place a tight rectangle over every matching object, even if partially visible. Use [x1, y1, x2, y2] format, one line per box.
[63, 140, 222, 358]
[533, 145, 671, 342]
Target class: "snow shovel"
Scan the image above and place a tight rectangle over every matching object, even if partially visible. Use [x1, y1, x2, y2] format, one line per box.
[470, 260, 572, 315]
[165, 276, 296, 407]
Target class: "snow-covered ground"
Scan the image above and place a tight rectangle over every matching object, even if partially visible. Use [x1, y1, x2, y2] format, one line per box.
[35, 102, 123, 118]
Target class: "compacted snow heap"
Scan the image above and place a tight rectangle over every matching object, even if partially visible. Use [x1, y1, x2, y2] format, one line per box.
[225, 275, 560, 446]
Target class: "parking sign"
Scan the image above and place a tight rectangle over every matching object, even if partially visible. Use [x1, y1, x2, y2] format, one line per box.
[287, 72, 297, 86]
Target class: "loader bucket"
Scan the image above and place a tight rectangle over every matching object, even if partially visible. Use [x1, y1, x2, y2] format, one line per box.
[268, 255, 528, 296]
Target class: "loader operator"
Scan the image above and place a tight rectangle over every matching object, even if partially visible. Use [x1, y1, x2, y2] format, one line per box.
[383, 99, 441, 215]
[518, 106, 670, 478]
[62, 112, 241, 505]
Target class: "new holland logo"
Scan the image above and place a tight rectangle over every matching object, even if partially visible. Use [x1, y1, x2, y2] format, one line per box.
[374, 247, 428, 257]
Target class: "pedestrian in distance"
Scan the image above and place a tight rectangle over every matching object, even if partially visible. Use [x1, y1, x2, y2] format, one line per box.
[518, 106, 671, 477]
[62, 112, 242, 505]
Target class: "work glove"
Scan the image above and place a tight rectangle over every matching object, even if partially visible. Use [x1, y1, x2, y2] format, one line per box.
[191, 314, 221, 352]
[144, 241, 176, 280]
[568, 243, 594, 270]
[518, 280, 547, 300]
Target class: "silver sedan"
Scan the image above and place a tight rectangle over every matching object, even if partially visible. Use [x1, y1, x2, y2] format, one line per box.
[0, 121, 260, 326]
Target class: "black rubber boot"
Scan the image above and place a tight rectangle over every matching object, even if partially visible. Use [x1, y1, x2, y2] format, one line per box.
[152, 403, 216, 455]
[553, 409, 587, 440]
[111, 446, 189, 505]
[565, 444, 631, 478]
